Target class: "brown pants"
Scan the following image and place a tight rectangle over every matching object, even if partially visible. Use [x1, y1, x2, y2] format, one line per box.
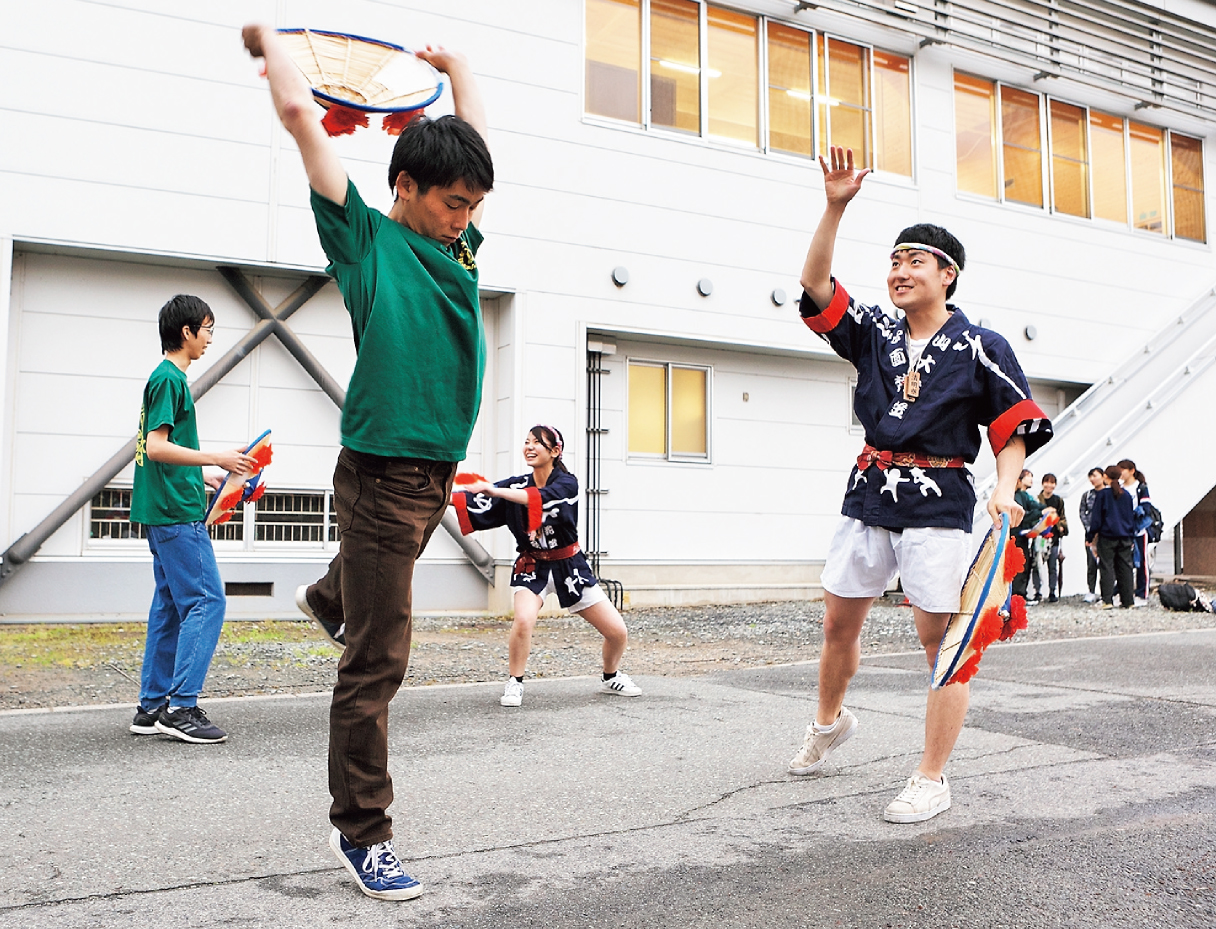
[308, 447, 455, 847]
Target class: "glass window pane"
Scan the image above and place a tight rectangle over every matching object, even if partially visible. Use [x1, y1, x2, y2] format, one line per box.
[1050, 100, 1088, 217]
[1090, 111, 1127, 224]
[706, 7, 757, 146]
[650, 0, 700, 133]
[1171, 133, 1206, 242]
[767, 23, 812, 156]
[1001, 87, 1042, 207]
[585, 0, 642, 122]
[818, 37, 870, 167]
[671, 367, 707, 456]
[873, 51, 911, 177]
[629, 363, 667, 454]
[955, 73, 997, 198]
[1129, 121, 1166, 233]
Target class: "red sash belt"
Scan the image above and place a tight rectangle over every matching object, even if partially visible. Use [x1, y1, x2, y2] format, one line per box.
[514, 542, 581, 575]
[857, 444, 966, 472]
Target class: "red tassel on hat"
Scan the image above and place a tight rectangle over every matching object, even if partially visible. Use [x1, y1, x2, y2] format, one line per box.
[951, 650, 983, 685]
[1004, 539, 1025, 582]
[382, 109, 424, 135]
[1000, 595, 1028, 641]
[321, 105, 370, 137]
[973, 605, 1004, 652]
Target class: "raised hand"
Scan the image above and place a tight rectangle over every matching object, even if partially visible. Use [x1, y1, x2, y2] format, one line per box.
[819, 145, 871, 205]
[414, 44, 469, 76]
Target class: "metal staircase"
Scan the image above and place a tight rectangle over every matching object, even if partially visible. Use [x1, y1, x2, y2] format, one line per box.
[973, 282, 1216, 589]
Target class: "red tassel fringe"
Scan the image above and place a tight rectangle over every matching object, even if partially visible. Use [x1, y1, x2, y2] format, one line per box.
[453, 472, 488, 485]
[952, 650, 984, 684]
[1004, 539, 1025, 582]
[246, 482, 266, 504]
[382, 109, 424, 135]
[250, 443, 273, 470]
[1000, 595, 1028, 641]
[322, 105, 370, 137]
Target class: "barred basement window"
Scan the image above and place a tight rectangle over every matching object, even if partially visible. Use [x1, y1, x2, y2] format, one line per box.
[87, 487, 242, 542]
[89, 487, 148, 541]
[254, 491, 327, 544]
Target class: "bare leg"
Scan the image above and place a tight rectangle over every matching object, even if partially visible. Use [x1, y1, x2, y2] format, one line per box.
[507, 590, 544, 678]
[913, 606, 968, 781]
[817, 593, 874, 726]
[575, 600, 628, 673]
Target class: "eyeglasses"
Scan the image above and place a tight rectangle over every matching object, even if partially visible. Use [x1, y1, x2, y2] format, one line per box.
[199, 324, 215, 334]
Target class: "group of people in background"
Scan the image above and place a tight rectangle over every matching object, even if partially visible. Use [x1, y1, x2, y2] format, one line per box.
[1080, 460, 1154, 609]
[1012, 459, 1154, 610]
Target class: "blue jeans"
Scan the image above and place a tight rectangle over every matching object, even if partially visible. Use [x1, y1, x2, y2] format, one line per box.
[139, 522, 226, 709]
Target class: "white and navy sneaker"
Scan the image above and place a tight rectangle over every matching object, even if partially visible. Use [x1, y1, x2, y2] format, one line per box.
[130, 702, 167, 735]
[599, 671, 642, 697]
[155, 705, 228, 743]
[296, 584, 345, 647]
[329, 828, 423, 901]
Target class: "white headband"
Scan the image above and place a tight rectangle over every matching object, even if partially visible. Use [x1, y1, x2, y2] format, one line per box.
[891, 242, 961, 277]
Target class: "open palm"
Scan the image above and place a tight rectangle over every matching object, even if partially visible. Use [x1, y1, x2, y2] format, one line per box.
[819, 145, 871, 204]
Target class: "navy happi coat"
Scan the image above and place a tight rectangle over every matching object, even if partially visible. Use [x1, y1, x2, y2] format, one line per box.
[801, 280, 1052, 530]
[453, 470, 600, 607]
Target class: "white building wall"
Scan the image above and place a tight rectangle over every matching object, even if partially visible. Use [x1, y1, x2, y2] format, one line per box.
[0, 0, 1213, 614]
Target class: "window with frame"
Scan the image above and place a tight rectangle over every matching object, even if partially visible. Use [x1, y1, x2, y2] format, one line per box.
[585, 1, 912, 175]
[628, 361, 710, 460]
[586, 0, 643, 122]
[88, 487, 337, 548]
[954, 72, 1206, 242]
[817, 36, 871, 167]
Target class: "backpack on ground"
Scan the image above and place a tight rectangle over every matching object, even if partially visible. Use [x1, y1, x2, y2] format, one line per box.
[1157, 582, 1211, 612]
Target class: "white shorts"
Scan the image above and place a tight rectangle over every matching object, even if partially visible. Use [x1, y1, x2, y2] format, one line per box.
[514, 575, 608, 614]
[820, 516, 971, 613]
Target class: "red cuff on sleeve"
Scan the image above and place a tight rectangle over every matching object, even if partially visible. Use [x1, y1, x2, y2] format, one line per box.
[526, 487, 544, 533]
[802, 281, 851, 334]
[453, 493, 474, 535]
[988, 399, 1048, 455]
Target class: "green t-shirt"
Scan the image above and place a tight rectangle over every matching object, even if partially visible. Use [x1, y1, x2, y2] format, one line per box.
[311, 180, 486, 460]
[130, 359, 205, 525]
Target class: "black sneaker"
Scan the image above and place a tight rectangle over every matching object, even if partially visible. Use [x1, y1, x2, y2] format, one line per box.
[130, 702, 167, 735]
[296, 584, 345, 647]
[155, 705, 228, 743]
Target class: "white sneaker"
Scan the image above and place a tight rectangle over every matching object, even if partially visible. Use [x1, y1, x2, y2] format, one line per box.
[884, 773, 951, 823]
[500, 678, 523, 707]
[1083, 593, 1097, 603]
[789, 707, 858, 775]
[600, 671, 642, 696]
[1134, 597, 1148, 608]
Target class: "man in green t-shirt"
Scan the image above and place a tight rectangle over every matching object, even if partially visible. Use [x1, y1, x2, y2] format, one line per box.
[130, 295, 256, 744]
[243, 25, 493, 902]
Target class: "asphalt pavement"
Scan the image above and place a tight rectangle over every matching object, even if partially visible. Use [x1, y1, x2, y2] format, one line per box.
[2, 629, 1214, 928]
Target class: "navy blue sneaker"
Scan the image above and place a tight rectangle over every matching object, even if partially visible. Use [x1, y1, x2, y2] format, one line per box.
[155, 705, 228, 743]
[329, 828, 422, 901]
[130, 702, 167, 735]
[296, 585, 345, 647]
